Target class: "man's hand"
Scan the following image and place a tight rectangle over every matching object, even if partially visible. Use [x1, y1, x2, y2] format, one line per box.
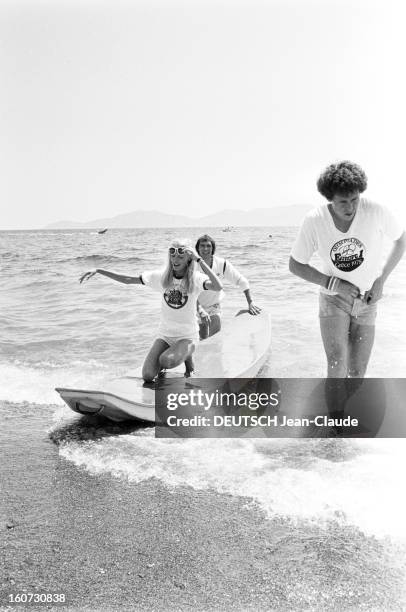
[248, 302, 261, 315]
[198, 307, 211, 324]
[363, 276, 384, 304]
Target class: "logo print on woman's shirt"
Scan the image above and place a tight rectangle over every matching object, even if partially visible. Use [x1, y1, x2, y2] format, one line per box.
[164, 288, 188, 309]
[330, 237, 365, 272]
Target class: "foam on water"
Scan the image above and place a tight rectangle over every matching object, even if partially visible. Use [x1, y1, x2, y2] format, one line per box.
[57, 431, 406, 541]
[0, 361, 114, 404]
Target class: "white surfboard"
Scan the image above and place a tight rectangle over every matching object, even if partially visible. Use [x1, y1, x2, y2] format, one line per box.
[55, 310, 271, 423]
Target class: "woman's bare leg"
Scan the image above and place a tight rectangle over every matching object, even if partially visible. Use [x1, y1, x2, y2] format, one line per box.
[142, 339, 170, 382]
[184, 355, 194, 377]
[159, 338, 196, 372]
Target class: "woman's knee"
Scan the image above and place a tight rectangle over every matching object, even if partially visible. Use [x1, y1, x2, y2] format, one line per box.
[159, 352, 177, 369]
[160, 340, 195, 369]
[142, 368, 155, 383]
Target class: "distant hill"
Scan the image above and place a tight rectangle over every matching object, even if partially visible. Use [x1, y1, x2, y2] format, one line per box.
[45, 205, 312, 229]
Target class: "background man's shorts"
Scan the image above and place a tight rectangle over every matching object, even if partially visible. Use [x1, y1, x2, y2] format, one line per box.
[197, 302, 222, 323]
[319, 292, 377, 326]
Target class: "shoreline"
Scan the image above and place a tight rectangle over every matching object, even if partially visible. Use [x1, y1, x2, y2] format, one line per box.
[1, 404, 406, 611]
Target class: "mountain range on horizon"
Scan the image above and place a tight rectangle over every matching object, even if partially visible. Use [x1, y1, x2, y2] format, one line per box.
[45, 205, 312, 229]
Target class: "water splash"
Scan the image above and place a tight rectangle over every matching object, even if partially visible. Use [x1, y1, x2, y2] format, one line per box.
[55, 428, 406, 541]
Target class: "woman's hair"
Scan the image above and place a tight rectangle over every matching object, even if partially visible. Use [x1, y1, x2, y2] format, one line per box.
[161, 238, 196, 294]
[317, 161, 368, 201]
[195, 234, 216, 255]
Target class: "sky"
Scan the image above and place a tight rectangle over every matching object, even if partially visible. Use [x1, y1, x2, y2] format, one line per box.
[1, 0, 406, 229]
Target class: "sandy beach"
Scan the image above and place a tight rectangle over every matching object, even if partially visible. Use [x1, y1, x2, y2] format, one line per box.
[1, 403, 405, 612]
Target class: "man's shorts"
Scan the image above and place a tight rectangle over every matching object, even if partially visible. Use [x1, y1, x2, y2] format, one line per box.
[319, 292, 377, 326]
[197, 302, 222, 323]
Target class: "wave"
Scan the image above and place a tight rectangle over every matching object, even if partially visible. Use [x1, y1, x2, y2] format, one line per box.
[1, 266, 63, 276]
[0, 251, 20, 260]
[0, 360, 117, 404]
[56, 254, 143, 265]
[11, 279, 59, 289]
[53, 429, 406, 541]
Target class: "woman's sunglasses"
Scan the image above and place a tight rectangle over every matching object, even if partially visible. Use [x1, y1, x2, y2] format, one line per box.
[169, 246, 187, 255]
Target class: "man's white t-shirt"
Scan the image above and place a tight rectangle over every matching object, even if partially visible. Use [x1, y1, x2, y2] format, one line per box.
[141, 269, 207, 337]
[290, 199, 403, 294]
[197, 256, 249, 309]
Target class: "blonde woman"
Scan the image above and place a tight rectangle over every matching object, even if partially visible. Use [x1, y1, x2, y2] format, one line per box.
[80, 238, 223, 381]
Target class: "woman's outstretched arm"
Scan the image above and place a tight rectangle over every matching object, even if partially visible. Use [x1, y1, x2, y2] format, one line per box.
[79, 269, 143, 284]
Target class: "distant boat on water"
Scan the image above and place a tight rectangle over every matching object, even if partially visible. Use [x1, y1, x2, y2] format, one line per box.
[98, 228, 108, 234]
[222, 226, 233, 232]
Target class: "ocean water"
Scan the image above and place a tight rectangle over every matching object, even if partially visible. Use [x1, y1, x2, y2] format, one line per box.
[1, 226, 406, 544]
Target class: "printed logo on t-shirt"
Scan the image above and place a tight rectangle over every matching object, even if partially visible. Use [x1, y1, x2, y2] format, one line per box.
[164, 287, 188, 309]
[330, 237, 365, 272]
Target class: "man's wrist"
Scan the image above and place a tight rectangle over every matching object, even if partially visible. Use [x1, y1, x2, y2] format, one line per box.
[326, 276, 340, 291]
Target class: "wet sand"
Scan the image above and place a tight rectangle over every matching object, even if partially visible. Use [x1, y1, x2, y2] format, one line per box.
[1, 403, 405, 611]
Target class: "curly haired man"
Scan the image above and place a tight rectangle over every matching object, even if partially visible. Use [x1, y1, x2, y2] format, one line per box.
[289, 160, 405, 380]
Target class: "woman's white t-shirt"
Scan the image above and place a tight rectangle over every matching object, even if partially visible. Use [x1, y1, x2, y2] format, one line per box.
[141, 269, 207, 337]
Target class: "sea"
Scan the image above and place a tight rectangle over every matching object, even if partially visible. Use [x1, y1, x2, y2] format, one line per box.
[1, 226, 406, 608]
